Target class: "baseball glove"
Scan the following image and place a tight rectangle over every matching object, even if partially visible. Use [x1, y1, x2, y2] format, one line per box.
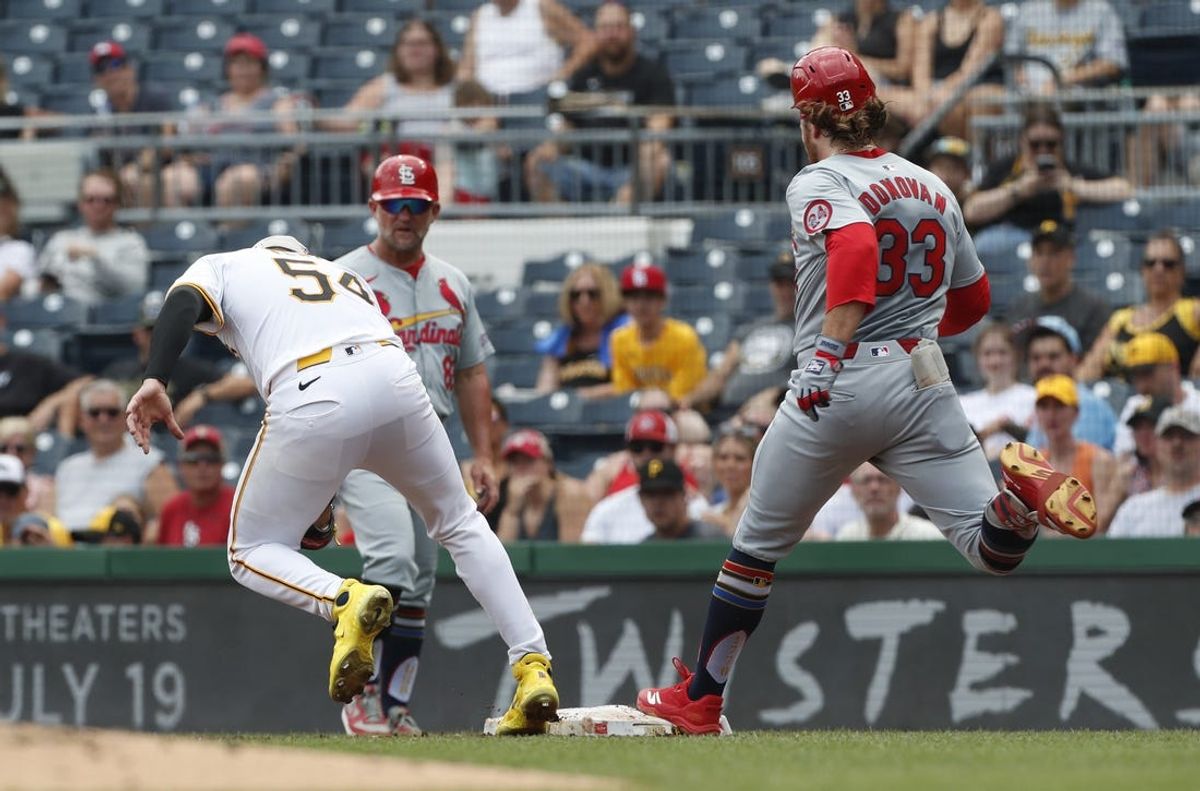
[301, 498, 337, 551]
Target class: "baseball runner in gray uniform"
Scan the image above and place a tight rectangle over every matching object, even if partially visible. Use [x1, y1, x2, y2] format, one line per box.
[335, 155, 499, 735]
[637, 47, 1098, 734]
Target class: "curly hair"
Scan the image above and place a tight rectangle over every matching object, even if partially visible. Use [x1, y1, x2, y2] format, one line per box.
[557, 263, 623, 328]
[797, 96, 889, 150]
[390, 19, 455, 87]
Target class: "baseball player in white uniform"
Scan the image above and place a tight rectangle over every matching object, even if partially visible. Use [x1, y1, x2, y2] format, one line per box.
[334, 154, 497, 735]
[637, 47, 1097, 734]
[124, 235, 559, 735]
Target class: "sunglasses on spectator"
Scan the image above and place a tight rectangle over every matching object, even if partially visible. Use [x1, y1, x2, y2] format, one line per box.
[628, 440, 665, 454]
[87, 407, 122, 419]
[181, 452, 223, 465]
[1026, 137, 1060, 151]
[0, 443, 28, 455]
[92, 57, 127, 75]
[1142, 257, 1181, 270]
[0, 482, 21, 497]
[569, 288, 601, 302]
[379, 197, 432, 215]
[82, 194, 118, 205]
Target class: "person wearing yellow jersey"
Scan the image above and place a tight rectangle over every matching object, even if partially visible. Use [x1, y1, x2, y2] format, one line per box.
[1033, 374, 1116, 532]
[609, 263, 708, 404]
[1078, 231, 1200, 382]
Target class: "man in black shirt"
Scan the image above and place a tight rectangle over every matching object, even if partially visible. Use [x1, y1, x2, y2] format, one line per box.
[0, 333, 89, 431]
[525, 1, 675, 203]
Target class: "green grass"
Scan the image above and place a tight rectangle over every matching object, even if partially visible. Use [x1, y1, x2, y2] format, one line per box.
[228, 731, 1200, 791]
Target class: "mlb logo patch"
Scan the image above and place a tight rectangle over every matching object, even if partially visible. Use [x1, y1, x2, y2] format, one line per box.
[870, 346, 890, 357]
[805, 358, 826, 374]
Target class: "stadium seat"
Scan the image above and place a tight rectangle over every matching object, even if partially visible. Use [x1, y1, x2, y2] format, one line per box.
[672, 6, 762, 41]
[151, 260, 189, 290]
[0, 22, 68, 55]
[54, 54, 95, 87]
[142, 51, 223, 84]
[1127, 31, 1200, 87]
[1153, 199, 1200, 231]
[143, 220, 221, 255]
[475, 287, 528, 324]
[692, 313, 734, 353]
[688, 74, 766, 107]
[661, 41, 748, 80]
[3, 55, 54, 90]
[763, 6, 822, 44]
[441, 411, 472, 460]
[265, 50, 310, 85]
[221, 218, 312, 250]
[734, 250, 781, 282]
[67, 22, 152, 54]
[488, 323, 541, 356]
[249, 0, 335, 13]
[312, 49, 385, 82]
[492, 355, 541, 389]
[322, 15, 396, 48]
[342, 0, 411, 12]
[84, 0, 163, 18]
[426, 0, 480, 11]
[695, 208, 787, 244]
[522, 250, 588, 286]
[241, 16, 322, 51]
[318, 218, 375, 257]
[154, 19, 236, 52]
[503, 391, 583, 430]
[1140, 1, 1200, 33]
[525, 290, 561, 318]
[32, 431, 86, 475]
[41, 86, 103, 114]
[6, 295, 89, 330]
[630, 10, 670, 44]
[742, 283, 775, 315]
[166, 0, 248, 16]
[8, 0, 83, 19]
[312, 84, 358, 110]
[1076, 234, 1134, 278]
[669, 282, 745, 317]
[90, 294, 145, 328]
[1076, 201, 1153, 236]
[191, 399, 266, 431]
[662, 246, 738, 285]
[579, 395, 637, 431]
[8, 328, 67, 362]
[1091, 378, 1130, 416]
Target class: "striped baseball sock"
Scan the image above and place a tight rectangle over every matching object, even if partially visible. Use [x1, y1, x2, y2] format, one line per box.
[687, 549, 776, 700]
[979, 493, 1038, 575]
[375, 605, 426, 710]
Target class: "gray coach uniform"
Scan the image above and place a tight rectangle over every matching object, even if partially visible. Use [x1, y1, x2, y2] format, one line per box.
[735, 150, 1000, 573]
[335, 246, 494, 609]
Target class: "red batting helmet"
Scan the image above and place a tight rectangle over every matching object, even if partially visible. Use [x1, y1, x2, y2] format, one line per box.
[370, 154, 439, 203]
[790, 46, 876, 114]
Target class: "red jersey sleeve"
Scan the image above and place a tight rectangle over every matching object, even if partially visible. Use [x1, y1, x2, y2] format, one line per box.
[938, 273, 991, 337]
[824, 222, 878, 313]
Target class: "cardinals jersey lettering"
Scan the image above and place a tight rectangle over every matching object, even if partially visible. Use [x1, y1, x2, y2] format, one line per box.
[170, 246, 405, 393]
[786, 149, 984, 358]
[336, 247, 494, 419]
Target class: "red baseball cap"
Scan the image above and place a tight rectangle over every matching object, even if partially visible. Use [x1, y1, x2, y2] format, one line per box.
[625, 410, 678, 444]
[620, 264, 667, 294]
[370, 154, 439, 203]
[501, 429, 552, 461]
[225, 33, 268, 62]
[89, 41, 128, 68]
[183, 424, 225, 453]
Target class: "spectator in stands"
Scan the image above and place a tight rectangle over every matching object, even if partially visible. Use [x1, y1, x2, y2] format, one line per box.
[102, 291, 229, 406]
[581, 410, 710, 543]
[1078, 231, 1200, 382]
[0, 417, 54, 514]
[88, 41, 200, 208]
[637, 459, 722, 542]
[1022, 316, 1116, 450]
[1110, 333, 1200, 458]
[0, 171, 35, 301]
[197, 34, 301, 208]
[814, 1, 917, 94]
[1100, 395, 1167, 532]
[443, 80, 504, 204]
[1032, 374, 1115, 518]
[157, 425, 234, 547]
[36, 169, 149, 308]
[963, 103, 1133, 236]
[1007, 219, 1109, 352]
[924, 136, 975, 205]
[53, 380, 177, 541]
[909, 0, 1004, 138]
[9, 513, 72, 547]
[672, 409, 714, 500]
[700, 424, 758, 538]
[1130, 92, 1200, 188]
[959, 323, 1036, 459]
[534, 263, 629, 397]
[525, 1, 674, 204]
[494, 428, 590, 543]
[457, 0, 596, 99]
[323, 19, 455, 144]
[1185, 499, 1200, 537]
[1109, 406, 1200, 537]
[680, 252, 796, 417]
[836, 462, 942, 540]
[74, 501, 143, 546]
[609, 264, 707, 406]
[1006, 0, 1128, 94]
[0, 455, 36, 545]
[0, 332, 90, 433]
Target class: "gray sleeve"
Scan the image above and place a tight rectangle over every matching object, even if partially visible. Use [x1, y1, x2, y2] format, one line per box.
[96, 231, 150, 296]
[457, 283, 495, 370]
[36, 231, 69, 276]
[1093, 1, 1128, 69]
[950, 211, 985, 289]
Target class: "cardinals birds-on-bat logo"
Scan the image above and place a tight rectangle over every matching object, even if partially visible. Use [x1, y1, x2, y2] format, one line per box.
[438, 278, 465, 315]
[374, 290, 391, 316]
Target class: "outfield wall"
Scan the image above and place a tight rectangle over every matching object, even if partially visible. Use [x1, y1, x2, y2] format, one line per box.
[1, 541, 1198, 733]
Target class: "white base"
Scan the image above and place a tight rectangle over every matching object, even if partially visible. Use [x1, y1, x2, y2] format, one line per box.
[482, 705, 733, 737]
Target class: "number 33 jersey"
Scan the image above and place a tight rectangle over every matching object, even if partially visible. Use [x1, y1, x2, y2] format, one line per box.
[335, 246, 494, 420]
[170, 246, 405, 394]
[785, 148, 984, 357]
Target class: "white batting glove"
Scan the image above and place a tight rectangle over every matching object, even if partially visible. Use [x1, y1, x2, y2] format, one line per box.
[794, 335, 846, 422]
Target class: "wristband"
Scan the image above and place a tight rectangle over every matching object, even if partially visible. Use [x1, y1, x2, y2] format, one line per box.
[813, 334, 847, 362]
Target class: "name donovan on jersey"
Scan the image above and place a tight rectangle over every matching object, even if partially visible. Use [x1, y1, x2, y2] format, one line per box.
[857, 176, 948, 216]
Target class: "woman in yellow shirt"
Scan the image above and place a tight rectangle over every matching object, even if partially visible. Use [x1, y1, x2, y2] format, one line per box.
[609, 264, 708, 404]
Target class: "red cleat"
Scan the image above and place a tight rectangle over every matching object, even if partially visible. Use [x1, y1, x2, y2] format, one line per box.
[1000, 442, 1097, 539]
[636, 657, 723, 735]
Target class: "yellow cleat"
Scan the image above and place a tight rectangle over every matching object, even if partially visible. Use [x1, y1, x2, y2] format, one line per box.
[328, 580, 393, 704]
[493, 653, 560, 736]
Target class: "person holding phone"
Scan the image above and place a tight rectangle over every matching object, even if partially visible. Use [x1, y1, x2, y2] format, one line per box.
[963, 102, 1132, 232]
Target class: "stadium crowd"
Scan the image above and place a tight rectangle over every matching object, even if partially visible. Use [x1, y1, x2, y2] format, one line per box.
[2, 0, 1200, 547]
